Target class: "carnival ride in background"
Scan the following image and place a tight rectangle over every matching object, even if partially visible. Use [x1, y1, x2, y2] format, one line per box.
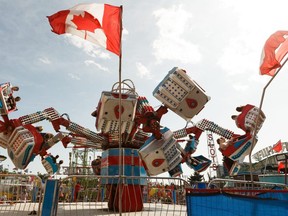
[0, 67, 266, 210]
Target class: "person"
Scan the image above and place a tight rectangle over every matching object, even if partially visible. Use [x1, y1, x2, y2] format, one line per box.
[11, 86, 19, 92]
[6, 95, 20, 110]
[50, 155, 59, 163]
[14, 96, 21, 102]
[184, 135, 198, 154]
[56, 160, 63, 172]
[91, 156, 102, 175]
[278, 162, 285, 173]
[36, 126, 43, 132]
[231, 104, 256, 132]
[28, 210, 37, 215]
[3, 85, 19, 98]
[91, 109, 97, 117]
[74, 182, 81, 202]
[216, 137, 232, 151]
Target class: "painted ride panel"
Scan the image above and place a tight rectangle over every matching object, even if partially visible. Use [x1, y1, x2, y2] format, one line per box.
[153, 67, 210, 121]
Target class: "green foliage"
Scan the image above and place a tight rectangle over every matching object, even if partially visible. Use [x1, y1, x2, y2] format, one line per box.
[79, 178, 99, 189]
[188, 171, 203, 185]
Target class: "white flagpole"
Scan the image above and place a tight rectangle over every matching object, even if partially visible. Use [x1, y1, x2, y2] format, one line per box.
[249, 57, 288, 183]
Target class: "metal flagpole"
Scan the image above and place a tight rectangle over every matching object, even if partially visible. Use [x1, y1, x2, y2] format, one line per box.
[285, 154, 287, 184]
[263, 155, 269, 174]
[249, 57, 288, 184]
[118, 5, 123, 215]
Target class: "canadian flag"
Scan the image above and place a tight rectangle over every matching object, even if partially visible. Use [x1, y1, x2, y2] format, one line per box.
[278, 162, 285, 173]
[47, 3, 122, 56]
[272, 139, 282, 153]
[260, 31, 288, 76]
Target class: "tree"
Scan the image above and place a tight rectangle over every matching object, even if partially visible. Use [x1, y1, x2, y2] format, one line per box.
[188, 171, 203, 186]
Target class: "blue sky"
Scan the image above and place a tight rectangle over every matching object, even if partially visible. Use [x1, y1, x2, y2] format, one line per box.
[1, 0, 288, 176]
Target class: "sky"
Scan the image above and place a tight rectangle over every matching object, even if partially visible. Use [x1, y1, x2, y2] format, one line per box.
[1, 0, 288, 177]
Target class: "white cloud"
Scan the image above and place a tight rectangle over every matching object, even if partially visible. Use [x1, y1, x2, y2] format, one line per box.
[121, 27, 129, 41]
[232, 83, 249, 91]
[38, 57, 51, 64]
[68, 73, 80, 80]
[84, 60, 109, 72]
[152, 5, 202, 64]
[135, 62, 152, 79]
[64, 34, 111, 59]
[217, 35, 258, 76]
[217, 0, 288, 78]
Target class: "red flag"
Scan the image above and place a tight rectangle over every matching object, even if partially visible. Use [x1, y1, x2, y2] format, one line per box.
[278, 162, 285, 173]
[47, 3, 122, 56]
[260, 31, 288, 76]
[272, 140, 282, 153]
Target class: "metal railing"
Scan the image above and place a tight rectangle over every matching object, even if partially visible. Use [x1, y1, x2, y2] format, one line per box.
[1, 174, 288, 216]
[0, 174, 43, 215]
[208, 178, 287, 190]
[57, 175, 189, 215]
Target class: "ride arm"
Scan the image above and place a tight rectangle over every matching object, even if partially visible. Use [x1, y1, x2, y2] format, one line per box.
[173, 126, 203, 140]
[173, 119, 235, 173]
[18, 107, 107, 147]
[0, 121, 6, 133]
[172, 125, 204, 165]
[135, 96, 168, 140]
[195, 119, 234, 139]
[64, 134, 102, 149]
[38, 132, 68, 157]
[50, 116, 107, 146]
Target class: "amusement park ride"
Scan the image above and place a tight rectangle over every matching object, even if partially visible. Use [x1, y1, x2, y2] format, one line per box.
[0, 67, 266, 211]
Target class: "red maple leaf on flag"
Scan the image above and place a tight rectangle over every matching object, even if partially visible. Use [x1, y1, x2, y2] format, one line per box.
[71, 12, 101, 36]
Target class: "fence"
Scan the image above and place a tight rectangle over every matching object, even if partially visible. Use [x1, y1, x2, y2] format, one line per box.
[1, 174, 288, 216]
[208, 178, 288, 189]
[57, 175, 189, 216]
[0, 174, 43, 216]
[0, 174, 189, 216]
